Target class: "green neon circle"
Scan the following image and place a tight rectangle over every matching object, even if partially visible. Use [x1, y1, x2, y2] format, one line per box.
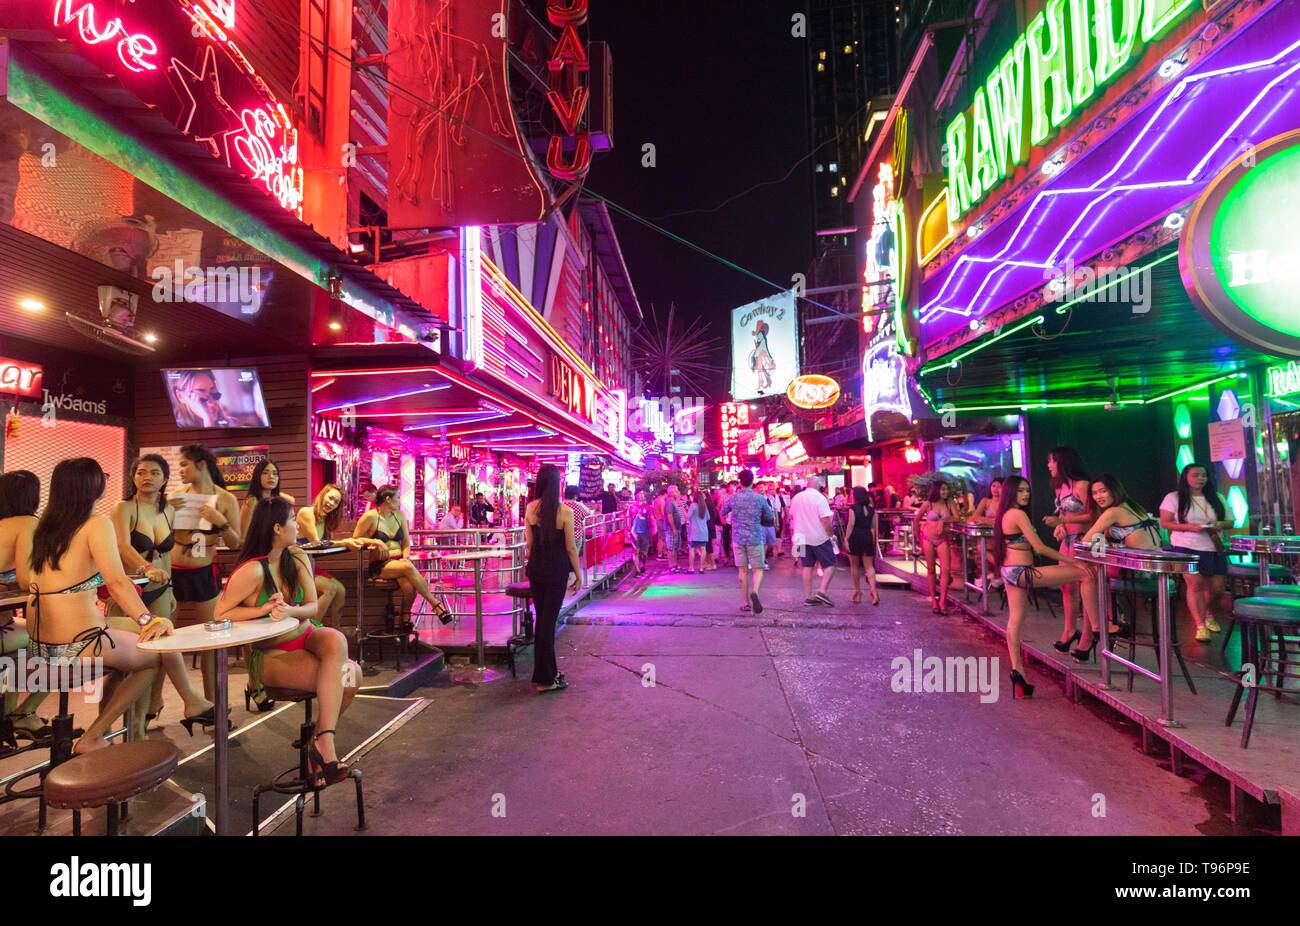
[1209, 146, 1300, 339]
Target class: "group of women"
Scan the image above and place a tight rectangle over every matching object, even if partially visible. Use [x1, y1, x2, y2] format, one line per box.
[914, 448, 1236, 700]
[0, 446, 461, 785]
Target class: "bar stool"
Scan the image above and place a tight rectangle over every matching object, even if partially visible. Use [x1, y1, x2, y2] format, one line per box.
[1113, 575, 1197, 694]
[252, 688, 365, 836]
[1224, 597, 1300, 748]
[504, 582, 535, 679]
[363, 578, 415, 671]
[1228, 561, 1293, 598]
[1221, 584, 1300, 657]
[44, 740, 179, 835]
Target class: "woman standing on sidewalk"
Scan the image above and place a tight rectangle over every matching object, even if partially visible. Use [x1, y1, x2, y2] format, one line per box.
[524, 464, 582, 693]
[915, 480, 959, 614]
[845, 485, 879, 606]
[686, 491, 710, 574]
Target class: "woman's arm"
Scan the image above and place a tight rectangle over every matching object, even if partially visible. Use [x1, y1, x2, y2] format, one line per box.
[1158, 504, 1196, 533]
[201, 490, 243, 551]
[14, 521, 33, 589]
[1015, 512, 1074, 562]
[215, 563, 277, 623]
[238, 498, 256, 538]
[282, 554, 319, 620]
[398, 514, 412, 558]
[1081, 508, 1119, 542]
[352, 510, 377, 541]
[86, 518, 155, 625]
[846, 509, 856, 538]
[1060, 480, 1093, 527]
[296, 508, 321, 545]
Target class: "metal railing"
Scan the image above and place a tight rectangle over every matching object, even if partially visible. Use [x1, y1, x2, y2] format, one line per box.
[951, 521, 995, 614]
[577, 510, 631, 589]
[1072, 541, 1199, 727]
[408, 528, 527, 635]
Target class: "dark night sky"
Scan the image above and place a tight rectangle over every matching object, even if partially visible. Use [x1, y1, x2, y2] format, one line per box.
[585, 1, 814, 400]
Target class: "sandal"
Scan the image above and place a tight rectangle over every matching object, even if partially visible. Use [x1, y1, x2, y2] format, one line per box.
[10, 711, 52, 741]
[851, 591, 863, 604]
[308, 729, 351, 786]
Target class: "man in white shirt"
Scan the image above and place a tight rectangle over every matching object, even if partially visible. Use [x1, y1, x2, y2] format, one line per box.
[788, 476, 837, 606]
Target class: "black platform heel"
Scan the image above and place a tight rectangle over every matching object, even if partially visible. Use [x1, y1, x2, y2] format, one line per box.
[1053, 630, 1081, 653]
[1010, 670, 1035, 699]
[308, 729, 351, 786]
[1070, 636, 1099, 663]
[179, 706, 234, 736]
[432, 597, 454, 626]
[244, 685, 276, 713]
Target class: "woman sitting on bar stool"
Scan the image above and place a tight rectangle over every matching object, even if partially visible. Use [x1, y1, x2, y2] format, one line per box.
[353, 486, 452, 625]
[170, 444, 243, 701]
[107, 454, 198, 737]
[994, 476, 1100, 698]
[217, 497, 359, 784]
[525, 464, 583, 693]
[0, 470, 50, 738]
[239, 459, 295, 538]
[1080, 473, 1162, 636]
[297, 484, 371, 629]
[22, 457, 217, 753]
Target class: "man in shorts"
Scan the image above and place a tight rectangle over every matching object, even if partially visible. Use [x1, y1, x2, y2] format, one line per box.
[721, 469, 773, 613]
[789, 476, 837, 606]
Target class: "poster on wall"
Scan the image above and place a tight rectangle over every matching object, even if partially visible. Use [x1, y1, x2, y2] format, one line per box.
[730, 291, 799, 401]
[213, 446, 270, 491]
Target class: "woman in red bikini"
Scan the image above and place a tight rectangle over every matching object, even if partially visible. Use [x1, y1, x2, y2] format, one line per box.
[216, 497, 360, 785]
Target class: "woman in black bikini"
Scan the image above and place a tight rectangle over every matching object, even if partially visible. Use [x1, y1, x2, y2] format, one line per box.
[0, 471, 48, 738]
[353, 485, 451, 624]
[992, 476, 1098, 697]
[170, 444, 243, 701]
[108, 454, 211, 737]
[239, 459, 295, 538]
[21, 458, 216, 753]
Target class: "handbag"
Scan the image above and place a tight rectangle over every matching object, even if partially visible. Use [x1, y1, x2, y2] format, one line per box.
[761, 504, 775, 528]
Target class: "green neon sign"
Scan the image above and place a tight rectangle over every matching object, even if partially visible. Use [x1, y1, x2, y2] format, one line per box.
[947, 0, 1196, 220]
[1268, 361, 1300, 399]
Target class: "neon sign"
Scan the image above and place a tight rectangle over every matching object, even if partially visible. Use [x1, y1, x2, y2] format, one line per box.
[0, 358, 44, 398]
[720, 402, 749, 468]
[45, 0, 302, 217]
[786, 374, 841, 410]
[549, 354, 592, 421]
[862, 162, 896, 335]
[946, 0, 1197, 220]
[545, 0, 592, 181]
[1268, 361, 1300, 400]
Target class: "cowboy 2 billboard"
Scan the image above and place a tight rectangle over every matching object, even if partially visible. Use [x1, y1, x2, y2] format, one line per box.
[730, 291, 799, 402]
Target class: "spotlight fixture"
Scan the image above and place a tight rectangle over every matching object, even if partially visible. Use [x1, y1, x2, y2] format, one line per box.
[143, 332, 159, 344]
[18, 298, 45, 312]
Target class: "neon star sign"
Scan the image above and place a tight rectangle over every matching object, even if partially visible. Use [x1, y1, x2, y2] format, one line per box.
[946, 0, 1197, 221]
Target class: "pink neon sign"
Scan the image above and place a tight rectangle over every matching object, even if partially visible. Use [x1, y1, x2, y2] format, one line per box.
[54, 0, 158, 73]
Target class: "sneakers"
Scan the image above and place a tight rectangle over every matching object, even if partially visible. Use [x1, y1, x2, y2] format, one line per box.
[805, 596, 822, 606]
[815, 592, 833, 607]
[750, 591, 764, 615]
[1205, 616, 1222, 633]
[1194, 625, 1212, 642]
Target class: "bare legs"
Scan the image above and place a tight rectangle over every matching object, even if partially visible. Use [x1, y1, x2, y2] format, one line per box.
[923, 540, 952, 610]
[260, 627, 358, 764]
[1181, 572, 1227, 637]
[1058, 539, 1080, 644]
[1006, 563, 1092, 677]
[1, 622, 50, 732]
[75, 627, 162, 753]
[849, 555, 878, 604]
[379, 558, 444, 616]
[314, 576, 347, 627]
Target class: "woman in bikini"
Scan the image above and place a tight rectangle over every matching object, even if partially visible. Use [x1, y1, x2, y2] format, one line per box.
[21, 457, 216, 753]
[915, 480, 960, 614]
[297, 483, 383, 629]
[353, 485, 451, 625]
[0, 471, 48, 738]
[216, 497, 359, 784]
[238, 459, 295, 537]
[993, 476, 1099, 698]
[1042, 447, 1094, 653]
[1080, 473, 1162, 636]
[170, 444, 242, 701]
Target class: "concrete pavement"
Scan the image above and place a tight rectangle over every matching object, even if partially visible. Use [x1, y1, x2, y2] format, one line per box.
[278, 554, 1264, 835]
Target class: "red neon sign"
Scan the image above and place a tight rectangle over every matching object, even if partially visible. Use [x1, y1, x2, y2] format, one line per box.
[0, 358, 45, 398]
[720, 401, 748, 468]
[54, 0, 158, 73]
[545, 0, 591, 181]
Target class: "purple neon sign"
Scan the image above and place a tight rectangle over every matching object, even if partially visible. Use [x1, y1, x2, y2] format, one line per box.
[919, 0, 1300, 354]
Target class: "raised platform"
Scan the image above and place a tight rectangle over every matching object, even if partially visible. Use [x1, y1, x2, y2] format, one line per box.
[876, 552, 1300, 831]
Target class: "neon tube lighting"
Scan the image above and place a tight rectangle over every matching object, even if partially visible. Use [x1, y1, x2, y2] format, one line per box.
[311, 378, 335, 393]
[1143, 372, 1247, 405]
[444, 423, 547, 438]
[405, 413, 508, 431]
[312, 367, 440, 377]
[1052, 251, 1180, 315]
[316, 384, 450, 413]
[921, 314, 1045, 374]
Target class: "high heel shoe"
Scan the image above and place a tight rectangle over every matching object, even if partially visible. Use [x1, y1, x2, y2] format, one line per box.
[1053, 630, 1081, 653]
[432, 598, 454, 626]
[1009, 670, 1035, 699]
[179, 706, 234, 736]
[244, 686, 276, 714]
[308, 729, 351, 786]
[1070, 637, 1099, 663]
[871, 593, 880, 607]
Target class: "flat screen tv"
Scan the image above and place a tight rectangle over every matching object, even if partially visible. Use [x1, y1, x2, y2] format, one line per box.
[162, 368, 271, 429]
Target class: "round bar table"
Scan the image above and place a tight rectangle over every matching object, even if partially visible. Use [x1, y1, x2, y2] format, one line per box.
[1229, 535, 1300, 587]
[139, 616, 298, 835]
[438, 550, 505, 680]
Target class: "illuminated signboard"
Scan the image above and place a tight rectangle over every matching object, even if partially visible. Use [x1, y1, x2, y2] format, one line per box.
[545, 0, 592, 181]
[731, 291, 800, 401]
[549, 354, 592, 421]
[946, 0, 1198, 221]
[720, 401, 749, 468]
[1268, 361, 1300, 399]
[746, 428, 766, 457]
[862, 162, 896, 335]
[787, 374, 841, 410]
[1180, 130, 1300, 358]
[33, 0, 303, 216]
[0, 357, 44, 398]
[767, 421, 793, 440]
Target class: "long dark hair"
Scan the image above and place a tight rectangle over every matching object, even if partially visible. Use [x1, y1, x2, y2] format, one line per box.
[534, 464, 561, 549]
[125, 454, 169, 511]
[852, 484, 871, 510]
[0, 470, 40, 519]
[927, 480, 949, 503]
[1091, 473, 1149, 518]
[1177, 462, 1226, 522]
[991, 476, 1030, 567]
[245, 459, 282, 501]
[181, 443, 227, 490]
[313, 483, 343, 534]
[30, 458, 105, 573]
[1049, 446, 1088, 491]
[236, 496, 302, 604]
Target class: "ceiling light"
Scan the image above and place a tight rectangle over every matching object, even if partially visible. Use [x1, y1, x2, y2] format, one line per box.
[18, 298, 45, 312]
[328, 321, 343, 331]
[143, 332, 158, 344]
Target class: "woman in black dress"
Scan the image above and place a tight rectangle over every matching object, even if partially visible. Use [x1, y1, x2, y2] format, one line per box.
[845, 485, 879, 606]
[525, 464, 583, 693]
